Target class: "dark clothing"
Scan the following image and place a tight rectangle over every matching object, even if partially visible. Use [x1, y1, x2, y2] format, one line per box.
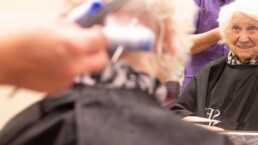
[0, 86, 233, 145]
[0, 62, 232, 145]
[171, 56, 258, 131]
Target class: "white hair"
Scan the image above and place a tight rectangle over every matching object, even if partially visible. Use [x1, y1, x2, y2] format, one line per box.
[122, 0, 197, 54]
[218, 0, 258, 44]
[68, 0, 198, 82]
[121, 0, 197, 81]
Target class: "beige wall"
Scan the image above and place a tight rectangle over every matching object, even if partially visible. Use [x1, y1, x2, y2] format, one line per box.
[0, 0, 69, 130]
[0, 86, 45, 130]
[0, 0, 68, 14]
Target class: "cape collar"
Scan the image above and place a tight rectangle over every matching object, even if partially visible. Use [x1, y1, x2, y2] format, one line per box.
[226, 51, 258, 65]
[76, 61, 167, 103]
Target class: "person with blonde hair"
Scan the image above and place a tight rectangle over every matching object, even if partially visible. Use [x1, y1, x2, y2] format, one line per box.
[0, 0, 233, 145]
[171, 0, 258, 131]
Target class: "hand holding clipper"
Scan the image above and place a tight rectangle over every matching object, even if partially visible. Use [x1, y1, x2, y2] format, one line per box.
[68, 0, 155, 52]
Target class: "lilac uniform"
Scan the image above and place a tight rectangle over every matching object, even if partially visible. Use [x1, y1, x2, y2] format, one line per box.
[181, 0, 233, 92]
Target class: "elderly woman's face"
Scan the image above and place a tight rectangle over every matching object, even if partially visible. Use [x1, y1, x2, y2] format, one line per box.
[226, 12, 258, 62]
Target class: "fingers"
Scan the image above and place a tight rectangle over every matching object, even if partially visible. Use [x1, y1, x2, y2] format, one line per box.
[64, 25, 107, 56]
[64, 43, 108, 79]
[71, 26, 109, 73]
[79, 47, 108, 73]
[195, 124, 225, 132]
[81, 26, 107, 54]
[62, 27, 109, 76]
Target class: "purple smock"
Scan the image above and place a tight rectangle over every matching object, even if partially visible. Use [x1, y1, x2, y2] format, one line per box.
[181, 0, 233, 92]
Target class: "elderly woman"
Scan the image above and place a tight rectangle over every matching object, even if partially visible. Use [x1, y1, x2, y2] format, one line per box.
[171, 0, 258, 131]
[0, 0, 233, 145]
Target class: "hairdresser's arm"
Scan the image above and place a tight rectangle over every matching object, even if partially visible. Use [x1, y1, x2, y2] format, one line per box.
[190, 28, 221, 54]
[0, 14, 108, 93]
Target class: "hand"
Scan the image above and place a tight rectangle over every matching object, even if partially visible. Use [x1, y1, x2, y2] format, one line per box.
[183, 116, 224, 131]
[195, 124, 225, 132]
[0, 13, 108, 93]
[183, 116, 220, 124]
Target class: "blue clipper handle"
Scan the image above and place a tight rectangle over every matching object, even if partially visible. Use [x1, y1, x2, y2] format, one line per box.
[69, 0, 153, 52]
[69, 0, 128, 28]
[74, 1, 104, 27]
[69, 0, 104, 28]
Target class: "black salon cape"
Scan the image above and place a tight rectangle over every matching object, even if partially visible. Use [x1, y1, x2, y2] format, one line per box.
[0, 86, 232, 145]
[171, 56, 258, 130]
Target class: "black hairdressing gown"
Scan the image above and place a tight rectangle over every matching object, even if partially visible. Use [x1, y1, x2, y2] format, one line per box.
[0, 63, 232, 145]
[171, 56, 258, 131]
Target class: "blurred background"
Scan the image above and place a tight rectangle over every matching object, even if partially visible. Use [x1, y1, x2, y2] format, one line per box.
[0, 0, 71, 130]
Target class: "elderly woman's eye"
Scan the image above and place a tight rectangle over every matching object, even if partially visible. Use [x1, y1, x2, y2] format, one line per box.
[232, 26, 240, 30]
[231, 26, 241, 33]
[248, 26, 258, 33]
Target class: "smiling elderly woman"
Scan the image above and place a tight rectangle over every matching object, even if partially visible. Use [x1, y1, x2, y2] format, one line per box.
[171, 0, 258, 131]
[0, 0, 234, 145]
